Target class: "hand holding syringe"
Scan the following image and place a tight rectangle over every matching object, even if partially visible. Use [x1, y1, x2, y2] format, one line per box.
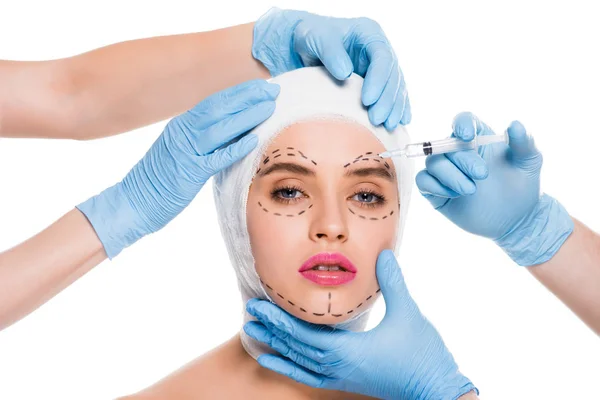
[379, 131, 508, 158]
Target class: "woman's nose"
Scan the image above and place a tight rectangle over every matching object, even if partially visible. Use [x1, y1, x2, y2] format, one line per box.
[308, 198, 349, 243]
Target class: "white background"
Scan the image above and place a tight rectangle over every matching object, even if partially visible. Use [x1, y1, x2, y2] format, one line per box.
[1, 1, 599, 399]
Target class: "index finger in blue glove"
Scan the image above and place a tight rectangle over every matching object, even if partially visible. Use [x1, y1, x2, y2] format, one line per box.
[244, 320, 331, 364]
[246, 298, 340, 350]
[452, 111, 495, 141]
[187, 80, 280, 130]
[257, 354, 330, 389]
[425, 154, 477, 195]
[201, 133, 258, 176]
[444, 150, 489, 181]
[384, 82, 409, 130]
[362, 39, 395, 107]
[195, 100, 275, 155]
[368, 59, 400, 126]
[295, 27, 354, 80]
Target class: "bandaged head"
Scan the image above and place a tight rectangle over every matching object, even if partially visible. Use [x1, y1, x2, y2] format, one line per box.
[213, 67, 413, 359]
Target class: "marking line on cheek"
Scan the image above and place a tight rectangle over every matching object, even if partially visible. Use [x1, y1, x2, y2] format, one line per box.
[348, 207, 395, 221]
[258, 201, 313, 217]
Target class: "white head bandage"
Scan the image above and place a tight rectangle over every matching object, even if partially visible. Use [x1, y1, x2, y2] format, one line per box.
[213, 67, 413, 359]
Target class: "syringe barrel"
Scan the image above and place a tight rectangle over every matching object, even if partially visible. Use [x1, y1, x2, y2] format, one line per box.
[404, 138, 476, 157]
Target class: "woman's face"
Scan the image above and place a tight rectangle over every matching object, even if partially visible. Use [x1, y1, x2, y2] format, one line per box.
[247, 119, 400, 324]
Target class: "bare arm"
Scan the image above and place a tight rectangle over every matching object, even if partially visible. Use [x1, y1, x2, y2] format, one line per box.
[0, 209, 106, 330]
[528, 218, 600, 335]
[0, 22, 269, 140]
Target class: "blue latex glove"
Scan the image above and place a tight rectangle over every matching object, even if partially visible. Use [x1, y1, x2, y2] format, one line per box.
[77, 80, 279, 258]
[244, 250, 476, 400]
[253, 7, 410, 130]
[415, 112, 573, 266]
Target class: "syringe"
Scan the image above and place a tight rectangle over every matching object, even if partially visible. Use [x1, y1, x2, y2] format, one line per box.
[379, 131, 508, 158]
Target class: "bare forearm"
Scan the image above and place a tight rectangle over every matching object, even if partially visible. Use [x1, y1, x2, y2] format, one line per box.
[0, 22, 269, 139]
[0, 209, 106, 330]
[528, 218, 600, 334]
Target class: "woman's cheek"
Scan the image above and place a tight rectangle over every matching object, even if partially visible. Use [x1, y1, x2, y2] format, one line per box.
[249, 212, 308, 276]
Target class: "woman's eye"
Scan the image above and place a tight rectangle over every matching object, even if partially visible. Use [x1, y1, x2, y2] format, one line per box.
[276, 189, 303, 199]
[353, 192, 379, 203]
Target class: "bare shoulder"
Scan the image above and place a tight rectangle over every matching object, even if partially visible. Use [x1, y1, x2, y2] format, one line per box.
[117, 335, 252, 400]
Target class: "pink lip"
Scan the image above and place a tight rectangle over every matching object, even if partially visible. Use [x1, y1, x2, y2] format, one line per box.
[299, 252, 357, 286]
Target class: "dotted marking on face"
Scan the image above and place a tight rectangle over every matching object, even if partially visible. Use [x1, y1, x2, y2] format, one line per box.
[259, 278, 380, 317]
[345, 151, 386, 171]
[259, 201, 314, 217]
[257, 148, 318, 174]
[348, 207, 395, 221]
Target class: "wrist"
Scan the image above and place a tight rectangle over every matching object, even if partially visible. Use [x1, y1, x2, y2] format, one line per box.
[252, 7, 307, 76]
[495, 193, 574, 266]
[426, 375, 478, 400]
[458, 390, 480, 400]
[76, 183, 147, 259]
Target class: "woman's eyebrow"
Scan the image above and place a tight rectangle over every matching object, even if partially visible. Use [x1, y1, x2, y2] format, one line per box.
[344, 166, 395, 182]
[259, 162, 316, 177]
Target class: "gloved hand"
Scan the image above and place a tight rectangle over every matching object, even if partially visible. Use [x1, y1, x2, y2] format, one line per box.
[244, 250, 476, 400]
[252, 7, 410, 130]
[77, 80, 279, 258]
[415, 112, 573, 266]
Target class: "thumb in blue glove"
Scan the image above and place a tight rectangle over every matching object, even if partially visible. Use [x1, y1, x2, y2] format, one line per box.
[415, 112, 573, 266]
[77, 79, 279, 258]
[244, 250, 477, 400]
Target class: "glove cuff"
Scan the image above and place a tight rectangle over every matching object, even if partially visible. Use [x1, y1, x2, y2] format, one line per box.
[76, 183, 147, 259]
[495, 193, 574, 266]
[252, 7, 307, 76]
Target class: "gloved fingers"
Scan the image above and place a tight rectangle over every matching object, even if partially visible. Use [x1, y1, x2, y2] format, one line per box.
[375, 250, 426, 332]
[398, 88, 412, 127]
[257, 354, 330, 389]
[361, 40, 394, 107]
[201, 134, 258, 176]
[425, 154, 477, 195]
[197, 101, 275, 155]
[302, 30, 354, 80]
[188, 80, 280, 130]
[244, 321, 331, 364]
[246, 298, 338, 350]
[415, 169, 461, 200]
[452, 111, 495, 141]
[368, 59, 400, 126]
[383, 65, 410, 129]
[507, 120, 542, 165]
[375, 250, 412, 315]
[445, 150, 489, 180]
